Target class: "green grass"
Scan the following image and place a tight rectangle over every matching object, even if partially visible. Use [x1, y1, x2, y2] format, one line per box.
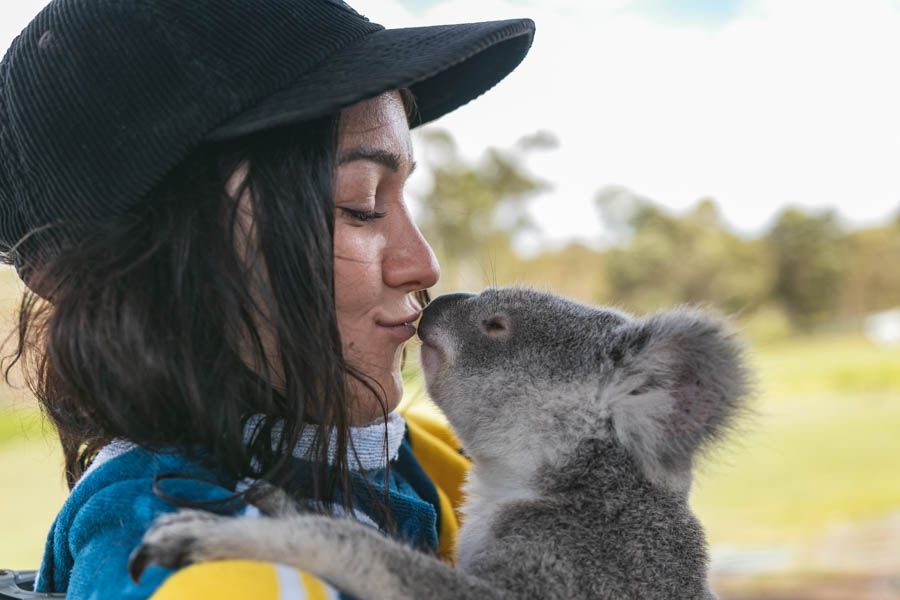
[0, 406, 46, 447]
[0, 266, 26, 316]
[690, 335, 900, 546]
[0, 333, 898, 571]
[0, 425, 68, 570]
[691, 391, 900, 545]
[753, 335, 900, 397]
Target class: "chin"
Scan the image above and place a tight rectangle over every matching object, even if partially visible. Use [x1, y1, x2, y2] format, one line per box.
[348, 371, 402, 425]
[381, 375, 403, 416]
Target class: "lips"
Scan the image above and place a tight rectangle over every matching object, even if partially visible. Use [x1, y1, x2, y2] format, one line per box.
[376, 311, 421, 342]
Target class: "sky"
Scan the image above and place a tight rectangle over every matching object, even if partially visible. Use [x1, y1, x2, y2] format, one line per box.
[3, 0, 900, 253]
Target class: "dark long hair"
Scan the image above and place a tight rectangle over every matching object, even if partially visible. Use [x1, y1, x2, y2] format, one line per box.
[1, 89, 423, 516]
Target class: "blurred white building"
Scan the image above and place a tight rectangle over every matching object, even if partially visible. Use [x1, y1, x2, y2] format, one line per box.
[864, 308, 900, 346]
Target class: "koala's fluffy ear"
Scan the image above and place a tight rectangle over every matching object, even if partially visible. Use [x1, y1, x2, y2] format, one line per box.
[603, 308, 750, 480]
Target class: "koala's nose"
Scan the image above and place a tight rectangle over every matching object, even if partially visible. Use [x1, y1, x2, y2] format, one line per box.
[418, 292, 475, 342]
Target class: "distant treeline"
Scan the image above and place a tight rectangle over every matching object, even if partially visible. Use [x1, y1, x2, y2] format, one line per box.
[415, 129, 900, 334]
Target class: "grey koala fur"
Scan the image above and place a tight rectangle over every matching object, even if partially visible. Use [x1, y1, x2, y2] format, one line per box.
[131, 286, 751, 599]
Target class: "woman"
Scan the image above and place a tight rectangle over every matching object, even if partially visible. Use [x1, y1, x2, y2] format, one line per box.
[0, 0, 534, 598]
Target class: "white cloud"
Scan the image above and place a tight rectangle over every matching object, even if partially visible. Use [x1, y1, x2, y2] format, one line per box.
[1, 2, 47, 50]
[4, 0, 899, 250]
[390, 0, 900, 248]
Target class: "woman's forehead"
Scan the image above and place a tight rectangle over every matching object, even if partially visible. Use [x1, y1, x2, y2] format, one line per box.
[338, 91, 412, 159]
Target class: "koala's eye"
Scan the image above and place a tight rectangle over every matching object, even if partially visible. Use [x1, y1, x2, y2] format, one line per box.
[480, 315, 510, 338]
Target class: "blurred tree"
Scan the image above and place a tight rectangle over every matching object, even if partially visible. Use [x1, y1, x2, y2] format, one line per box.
[514, 129, 559, 153]
[508, 242, 608, 305]
[595, 188, 774, 315]
[594, 185, 655, 246]
[412, 131, 900, 332]
[839, 223, 900, 317]
[766, 207, 847, 331]
[415, 128, 555, 291]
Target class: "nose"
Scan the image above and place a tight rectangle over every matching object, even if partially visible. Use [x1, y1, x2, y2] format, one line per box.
[383, 207, 440, 292]
[418, 292, 476, 342]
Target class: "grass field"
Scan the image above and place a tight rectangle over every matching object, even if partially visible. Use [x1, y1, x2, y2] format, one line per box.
[1, 327, 898, 585]
[691, 336, 900, 549]
[0, 427, 68, 570]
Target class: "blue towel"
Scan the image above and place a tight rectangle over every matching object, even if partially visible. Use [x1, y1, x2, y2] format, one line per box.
[36, 432, 440, 599]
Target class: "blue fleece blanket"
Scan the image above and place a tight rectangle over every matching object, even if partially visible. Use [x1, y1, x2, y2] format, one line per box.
[36, 434, 440, 599]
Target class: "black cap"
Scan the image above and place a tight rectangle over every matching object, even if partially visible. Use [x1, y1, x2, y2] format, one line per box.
[0, 0, 535, 291]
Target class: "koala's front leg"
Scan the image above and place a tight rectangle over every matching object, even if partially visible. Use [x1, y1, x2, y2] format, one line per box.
[260, 515, 511, 600]
[131, 510, 510, 600]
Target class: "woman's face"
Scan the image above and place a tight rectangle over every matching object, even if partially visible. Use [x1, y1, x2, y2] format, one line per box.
[332, 91, 440, 423]
[232, 90, 440, 425]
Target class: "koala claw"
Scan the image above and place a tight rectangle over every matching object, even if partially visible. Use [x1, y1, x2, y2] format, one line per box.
[128, 509, 227, 583]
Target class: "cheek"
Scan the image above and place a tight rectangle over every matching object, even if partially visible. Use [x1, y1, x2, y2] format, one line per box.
[333, 225, 382, 319]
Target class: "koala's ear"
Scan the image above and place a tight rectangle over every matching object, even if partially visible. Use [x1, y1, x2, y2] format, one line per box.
[603, 308, 750, 479]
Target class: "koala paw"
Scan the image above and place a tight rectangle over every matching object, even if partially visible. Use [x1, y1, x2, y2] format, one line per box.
[244, 481, 297, 517]
[128, 509, 230, 583]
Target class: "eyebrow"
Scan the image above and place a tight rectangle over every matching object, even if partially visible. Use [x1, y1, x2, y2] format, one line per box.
[337, 146, 417, 177]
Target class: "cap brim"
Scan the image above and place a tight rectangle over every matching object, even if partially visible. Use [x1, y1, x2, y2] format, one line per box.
[203, 18, 535, 141]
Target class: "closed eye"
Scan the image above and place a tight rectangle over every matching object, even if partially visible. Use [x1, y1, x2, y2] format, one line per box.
[340, 208, 386, 222]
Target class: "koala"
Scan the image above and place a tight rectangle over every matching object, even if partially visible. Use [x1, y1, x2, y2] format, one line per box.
[130, 287, 751, 600]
